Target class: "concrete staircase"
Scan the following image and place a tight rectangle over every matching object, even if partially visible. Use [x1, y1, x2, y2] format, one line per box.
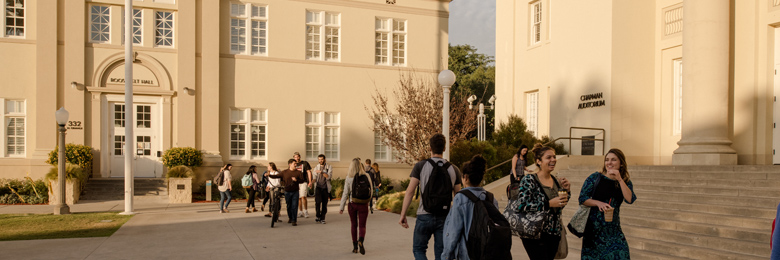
[558, 165, 779, 260]
[80, 178, 168, 202]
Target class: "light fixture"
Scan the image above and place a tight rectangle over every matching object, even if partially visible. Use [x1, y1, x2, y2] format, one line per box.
[182, 87, 195, 95]
[437, 70, 456, 87]
[70, 81, 83, 90]
[55, 107, 69, 126]
[488, 95, 497, 109]
[467, 95, 477, 109]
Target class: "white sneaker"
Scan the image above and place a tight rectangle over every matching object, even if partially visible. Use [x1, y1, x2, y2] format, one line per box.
[304, 211, 310, 218]
[298, 211, 304, 217]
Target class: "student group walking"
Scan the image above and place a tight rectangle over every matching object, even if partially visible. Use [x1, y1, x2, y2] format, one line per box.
[213, 133, 636, 259]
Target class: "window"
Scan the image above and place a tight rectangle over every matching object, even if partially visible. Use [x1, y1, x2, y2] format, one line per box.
[136, 105, 151, 128]
[526, 92, 538, 138]
[306, 111, 340, 160]
[155, 11, 174, 47]
[90, 5, 111, 43]
[230, 108, 267, 159]
[673, 59, 683, 135]
[114, 104, 125, 127]
[3, 99, 25, 157]
[4, 0, 24, 37]
[230, 3, 267, 55]
[375, 17, 406, 66]
[306, 10, 340, 61]
[122, 8, 142, 45]
[114, 135, 125, 156]
[531, 1, 542, 45]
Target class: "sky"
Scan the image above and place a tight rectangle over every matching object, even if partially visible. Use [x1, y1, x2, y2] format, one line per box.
[449, 0, 497, 58]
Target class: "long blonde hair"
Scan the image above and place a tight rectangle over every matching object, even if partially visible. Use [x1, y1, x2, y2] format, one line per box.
[347, 158, 365, 178]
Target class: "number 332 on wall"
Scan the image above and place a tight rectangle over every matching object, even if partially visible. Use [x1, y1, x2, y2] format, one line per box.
[66, 121, 83, 130]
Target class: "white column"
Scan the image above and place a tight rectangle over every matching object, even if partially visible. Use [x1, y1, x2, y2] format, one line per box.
[121, 0, 135, 215]
[672, 0, 737, 165]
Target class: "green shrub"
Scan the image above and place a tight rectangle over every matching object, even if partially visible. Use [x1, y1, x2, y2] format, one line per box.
[46, 144, 94, 178]
[400, 178, 410, 190]
[0, 178, 49, 204]
[230, 179, 246, 199]
[377, 176, 394, 197]
[376, 192, 418, 217]
[166, 165, 193, 179]
[330, 177, 345, 199]
[162, 147, 203, 168]
[45, 164, 86, 181]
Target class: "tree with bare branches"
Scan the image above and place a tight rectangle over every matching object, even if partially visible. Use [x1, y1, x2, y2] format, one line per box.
[366, 71, 478, 165]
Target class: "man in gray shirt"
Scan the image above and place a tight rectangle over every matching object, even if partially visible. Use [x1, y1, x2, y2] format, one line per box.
[398, 134, 462, 260]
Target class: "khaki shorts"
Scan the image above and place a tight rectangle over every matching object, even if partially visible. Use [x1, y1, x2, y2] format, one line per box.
[299, 183, 308, 197]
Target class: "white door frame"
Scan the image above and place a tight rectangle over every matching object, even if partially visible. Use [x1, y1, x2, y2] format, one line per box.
[774, 28, 780, 164]
[102, 94, 165, 177]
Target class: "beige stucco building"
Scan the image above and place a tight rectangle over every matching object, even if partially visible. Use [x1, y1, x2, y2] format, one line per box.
[0, 0, 450, 182]
[496, 0, 780, 165]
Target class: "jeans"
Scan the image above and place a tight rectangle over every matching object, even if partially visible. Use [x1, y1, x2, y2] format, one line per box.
[246, 188, 257, 208]
[348, 202, 369, 242]
[284, 191, 300, 222]
[314, 187, 329, 220]
[413, 214, 446, 260]
[219, 190, 232, 210]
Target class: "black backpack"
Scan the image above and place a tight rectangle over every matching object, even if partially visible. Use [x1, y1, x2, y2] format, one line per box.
[351, 173, 372, 204]
[213, 171, 225, 186]
[421, 159, 453, 216]
[459, 190, 513, 260]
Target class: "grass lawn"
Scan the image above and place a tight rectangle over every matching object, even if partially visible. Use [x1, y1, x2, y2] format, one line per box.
[0, 212, 133, 241]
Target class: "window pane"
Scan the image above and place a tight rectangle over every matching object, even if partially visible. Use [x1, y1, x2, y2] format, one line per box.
[155, 11, 174, 46]
[6, 117, 24, 155]
[90, 5, 110, 42]
[231, 18, 246, 53]
[5, 0, 24, 37]
[306, 25, 321, 59]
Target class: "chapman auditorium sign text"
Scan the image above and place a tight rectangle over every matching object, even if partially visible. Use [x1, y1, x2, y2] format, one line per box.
[578, 92, 606, 109]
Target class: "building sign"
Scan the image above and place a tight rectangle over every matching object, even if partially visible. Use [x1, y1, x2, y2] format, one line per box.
[108, 78, 156, 85]
[66, 121, 83, 130]
[106, 63, 159, 87]
[582, 135, 595, 155]
[578, 92, 606, 109]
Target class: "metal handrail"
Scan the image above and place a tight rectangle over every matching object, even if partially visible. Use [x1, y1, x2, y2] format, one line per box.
[486, 126, 606, 172]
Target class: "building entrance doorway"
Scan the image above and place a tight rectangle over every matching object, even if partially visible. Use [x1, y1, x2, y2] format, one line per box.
[108, 100, 163, 177]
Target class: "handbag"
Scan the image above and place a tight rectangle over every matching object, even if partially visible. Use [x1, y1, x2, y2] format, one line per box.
[503, 174, 549, 239]
[567, 172, 601, 238]
[555, 220, 569, 259]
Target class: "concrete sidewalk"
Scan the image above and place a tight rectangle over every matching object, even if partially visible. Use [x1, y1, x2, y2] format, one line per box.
[0, 198, 580, 260]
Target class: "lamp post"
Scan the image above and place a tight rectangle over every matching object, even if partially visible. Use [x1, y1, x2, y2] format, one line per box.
[438, 70, 456, 160]
[54, 107, 70, 215]
[467, 95, 496, 141]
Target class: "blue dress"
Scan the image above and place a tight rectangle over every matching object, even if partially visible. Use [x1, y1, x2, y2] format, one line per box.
[578, 172, 636, 260]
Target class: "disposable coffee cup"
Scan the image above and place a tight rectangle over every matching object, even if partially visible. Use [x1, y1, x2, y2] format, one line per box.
[604, 208, 614, 222]
[558, 190, 568, 198]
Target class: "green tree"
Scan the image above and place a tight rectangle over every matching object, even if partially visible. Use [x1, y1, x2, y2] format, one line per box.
[448, 44, 496, 139]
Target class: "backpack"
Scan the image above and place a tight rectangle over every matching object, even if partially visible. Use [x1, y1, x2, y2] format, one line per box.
[213, 171, 225, 186]
[459, 190, 512, 260]
[241, 174, 252, 188]
[351, 173, 372, 204]
[421, 159, 454, 216]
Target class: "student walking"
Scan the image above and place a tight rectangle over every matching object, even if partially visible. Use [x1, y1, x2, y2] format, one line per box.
[293, 152, 313, 218]
[243, 165, 261, 213]
[442, 155, 511, 260]
[218, 164, 233, 213]
[269, 159, 305, 226]
[313, 154, 333, 224]
[511, 144, 530, 183]
[262, 163, 279, 214]
[516, 144, 571, 260]
[578, 148, 636, 259]
[340, 158, 374, 255]
[371, 162, 382, 207]
[399, 133, 463, 260]
[365, 159, 378, 214]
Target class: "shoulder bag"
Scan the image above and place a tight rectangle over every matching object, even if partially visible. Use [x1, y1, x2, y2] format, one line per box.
[503, 174, 549, 239]
[567, 172, 601, 238]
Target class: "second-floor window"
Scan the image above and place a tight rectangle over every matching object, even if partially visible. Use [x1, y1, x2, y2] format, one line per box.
[531, 1, 542, 45]
[122, 8, 143, 45]
[306, 10, 340, 61]
[375, 18, 406, 66]
[230, 3, 268, 55]
[4, 0, 24, 37]
[155, 11, 174, 47]
[90, 5, 111, 43]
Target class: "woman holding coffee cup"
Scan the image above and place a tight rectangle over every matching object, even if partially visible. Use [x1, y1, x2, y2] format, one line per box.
[516, 143, 571, 260]
[578, 148, 637, 259]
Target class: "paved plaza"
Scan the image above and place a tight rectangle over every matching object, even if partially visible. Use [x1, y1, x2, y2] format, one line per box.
[0, 198, 579, 260]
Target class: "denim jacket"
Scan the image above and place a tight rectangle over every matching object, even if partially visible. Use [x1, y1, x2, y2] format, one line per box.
[441, 187, 499, 260]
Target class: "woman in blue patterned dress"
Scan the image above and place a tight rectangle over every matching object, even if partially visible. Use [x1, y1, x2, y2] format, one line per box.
[578, 148, 637, 259]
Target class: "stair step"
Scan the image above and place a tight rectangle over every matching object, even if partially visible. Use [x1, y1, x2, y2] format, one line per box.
[631, 200, 777, 219]
[637, 191, 780, 209]
[565, 235, 691, 260]
[81, 178, 168, 201]
[623, 224, 769, 258]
